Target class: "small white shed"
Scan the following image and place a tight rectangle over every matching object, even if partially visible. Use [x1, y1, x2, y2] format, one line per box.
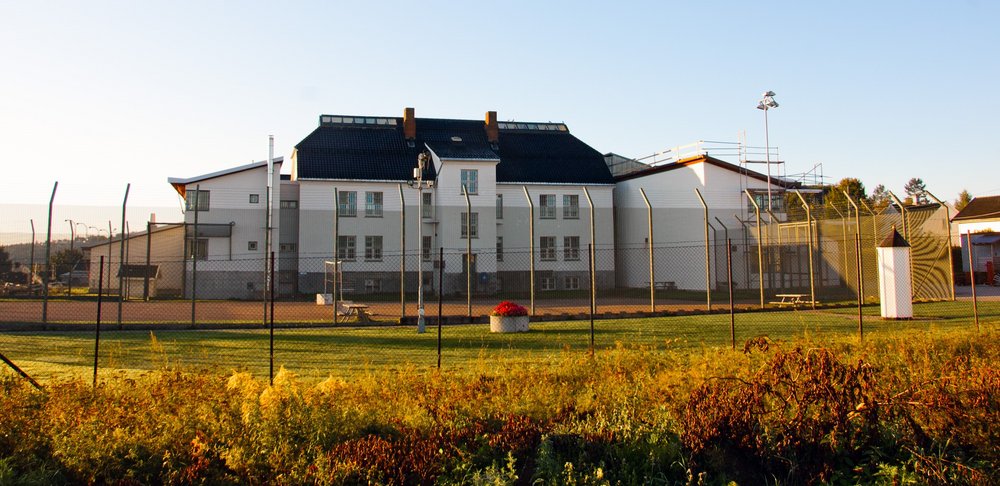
[877, 229, 913, 319]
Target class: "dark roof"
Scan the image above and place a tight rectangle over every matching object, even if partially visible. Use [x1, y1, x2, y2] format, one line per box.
[294, 116, 613, 184]
[952, 195, 1000, 221]
[878, 228, 910, 248]
[614, 154, 801, 189]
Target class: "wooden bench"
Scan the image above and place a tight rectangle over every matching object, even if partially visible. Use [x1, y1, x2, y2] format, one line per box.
[770, 293, 813, 307]
[646, 281, 677, 290]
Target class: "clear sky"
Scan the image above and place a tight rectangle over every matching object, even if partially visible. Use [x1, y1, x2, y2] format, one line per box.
[1, 0, 998, 215]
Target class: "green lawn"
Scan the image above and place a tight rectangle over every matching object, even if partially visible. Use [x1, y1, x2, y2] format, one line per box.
[1, 300, 995, 383]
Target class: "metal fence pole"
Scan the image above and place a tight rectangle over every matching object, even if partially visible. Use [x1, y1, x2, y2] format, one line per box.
[117, 183, 130, 328]
[66, 220, 74, 298]
[144, 220, 152, 301]
[398, 184, 406, 318]
[855, 233, 863, 341]
[728, 239, 735, 350]
[269, 251, 275, 386]
[523, 186, 535, 315]
[589, 243, 595, 355]
[583, 187, 596, 315]
[94, 255, 104, 387]
[967, 231, 980, 332]
[842, 190, 863, 302]
[640, 188, 655, 312]
[41, 181, 57, 325]
[0, 353, 41, 390]
[793, 191, 816, 309]
[29, 220, 35, 293]
[925, 191, 957, 301]
[190, 185, 200, 328]
[695, 189, 711, 310]
[438, 247, 443, 370]
[107, 221, 113, 301]
[463, 184, 472, 319]
[333, 187, 339, 325]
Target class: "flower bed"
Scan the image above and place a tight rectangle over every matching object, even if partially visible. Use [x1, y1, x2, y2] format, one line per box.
[490, 301, 529, 332]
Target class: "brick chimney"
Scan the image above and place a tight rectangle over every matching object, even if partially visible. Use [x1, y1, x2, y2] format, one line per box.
[485, 110, 499, 144]
[403, 107, 416, 140]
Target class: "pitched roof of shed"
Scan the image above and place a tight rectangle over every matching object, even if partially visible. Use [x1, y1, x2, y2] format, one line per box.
[293, 116, 614, 185]
[953, 195, 1000, 221]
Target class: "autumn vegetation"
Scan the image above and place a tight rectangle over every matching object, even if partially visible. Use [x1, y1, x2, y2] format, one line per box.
[0, 326, 996, 485]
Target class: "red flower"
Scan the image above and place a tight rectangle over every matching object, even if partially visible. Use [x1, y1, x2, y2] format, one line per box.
[490, 301, 528, 317]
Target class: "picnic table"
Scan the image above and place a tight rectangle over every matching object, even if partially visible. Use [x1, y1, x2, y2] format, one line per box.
[770, 293, 811, 307]
[344, 304, 371, 322]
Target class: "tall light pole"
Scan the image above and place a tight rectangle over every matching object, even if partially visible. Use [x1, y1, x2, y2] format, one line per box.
[409, 151, 433, 333]
[756, 91, 779, 212]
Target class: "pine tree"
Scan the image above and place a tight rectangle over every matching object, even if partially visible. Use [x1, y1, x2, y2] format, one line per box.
[955, 189, 972, 212]
[903, 178, 928, 204]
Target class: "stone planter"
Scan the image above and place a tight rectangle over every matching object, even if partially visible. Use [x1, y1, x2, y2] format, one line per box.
[490, 315, 529, 333]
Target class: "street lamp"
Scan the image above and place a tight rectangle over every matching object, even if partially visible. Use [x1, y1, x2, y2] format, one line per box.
[75, 222, 89, 239]
[408, 151, 434, 334]
[756, 90, 779, 212]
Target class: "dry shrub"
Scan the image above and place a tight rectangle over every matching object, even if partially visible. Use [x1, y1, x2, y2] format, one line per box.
[682, 347, 882, 484]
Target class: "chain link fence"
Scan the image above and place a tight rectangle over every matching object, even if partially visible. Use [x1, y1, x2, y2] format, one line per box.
[2, 189, 991, 384]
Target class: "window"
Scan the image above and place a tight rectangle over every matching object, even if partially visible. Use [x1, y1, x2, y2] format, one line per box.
[248, 241, 258, 251]
[461, 212, 479, 239]
[280, 200, 298, 209]
[565, 276, 580, 290]
[496, 236, 503, 262]
[422, 191, 433, 219]
[185, 190, 210, 211]
[249, 194, 259, 204]
[460, 169, 478, 194]
[279, 243, 297, 252]
[496, 194, 503, 219]
[338, 191, 356, 217]
[365, 191, 383, 217]
[540, 277, 555, 291]
[540, 236, 556, 261]
[539, 194, 556, 219]
[337, 236, 356, 261]
[563, 195, 579, 219]
[364, 278, 382, 292]
[564, 236, 580, 261]
[187, 238, 208, 260]
[422, 235, 432, 261]
[365, 236, 383, 261]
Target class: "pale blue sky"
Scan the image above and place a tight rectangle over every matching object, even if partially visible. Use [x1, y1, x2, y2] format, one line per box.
[1, 0, 998, 213]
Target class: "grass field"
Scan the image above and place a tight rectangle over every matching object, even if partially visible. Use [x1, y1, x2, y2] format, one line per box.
[1, 300, 996, 383]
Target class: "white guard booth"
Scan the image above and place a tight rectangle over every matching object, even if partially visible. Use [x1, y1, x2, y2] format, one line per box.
[877, 228, 913, 319]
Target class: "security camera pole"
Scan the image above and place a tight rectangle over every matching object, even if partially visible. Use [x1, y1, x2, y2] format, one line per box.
[411, 151, 433, 333]
[756, 91, 779, 212]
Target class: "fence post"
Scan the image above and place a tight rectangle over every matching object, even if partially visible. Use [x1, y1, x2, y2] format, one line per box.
[269, 251, 275, 385]
[793, 191, 816, 309]
[333, 187, 339, 325]
[463, 184, 472, 320]
[855, 233, 863, 341]
[842, 190, 863, 303]
[107, 221, 113, 303]
[695, 188, 711, 310]
[398, 184, 406, 318]
[94, 255, 104, 387]
[583, 187, 597, 315]
[118, 183, 130, 328]
[640, 188, 655, 312]
[29, 219, 35, 296]
[42, 181, 57, 325]
[523, 186, 535, 316]
[589, 243, 595, 355]
[66, 220, 75, 298]
[438, 247, 443, 370]
[967, 231, 980, 332]
[144, 220, 152, 301]
[925, 191, 956, 301]
[190, 185, 200, 328]
[728, 239, 735, 350]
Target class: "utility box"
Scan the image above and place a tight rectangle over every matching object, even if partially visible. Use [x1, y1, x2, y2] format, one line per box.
[877, 228, 913, 319]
